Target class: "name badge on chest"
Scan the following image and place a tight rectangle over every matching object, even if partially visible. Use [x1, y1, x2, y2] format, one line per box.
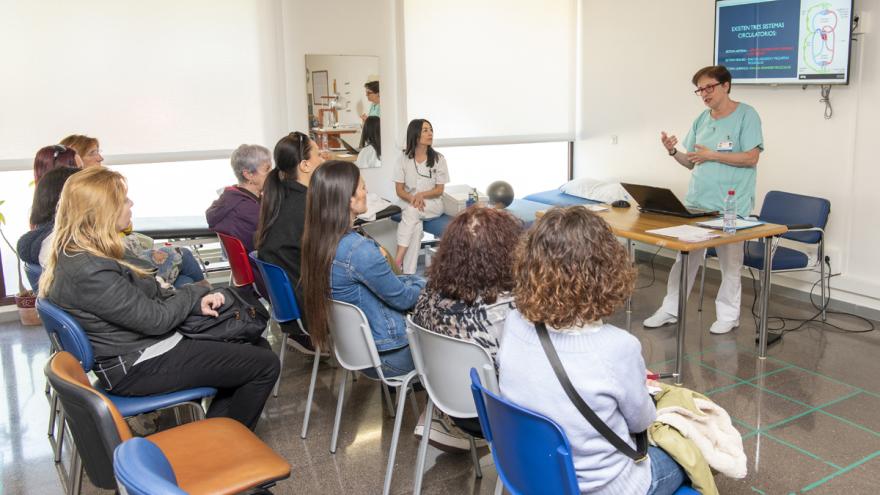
[716, 139, 734, 152]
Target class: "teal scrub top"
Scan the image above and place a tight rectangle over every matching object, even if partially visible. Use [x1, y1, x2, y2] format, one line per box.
[368, 103, 380, 117]
[683, 102, 763, 217]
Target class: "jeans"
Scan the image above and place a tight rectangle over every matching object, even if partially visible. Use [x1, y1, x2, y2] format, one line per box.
[647, 446, 687, 495]
[173, 248, 206, 288]
[360, 345, 415, 379]
[111, 337, 280, 430]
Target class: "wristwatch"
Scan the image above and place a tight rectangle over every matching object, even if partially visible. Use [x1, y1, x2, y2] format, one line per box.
[668, 148, 677, 156]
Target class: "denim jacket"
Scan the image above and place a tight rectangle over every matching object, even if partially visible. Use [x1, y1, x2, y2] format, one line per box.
[331, 231, 425, 351]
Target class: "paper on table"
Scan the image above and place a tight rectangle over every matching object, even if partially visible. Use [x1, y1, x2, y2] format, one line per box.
[645, 225, 721, 242]
[581, 204, 609, 212]
[696, 218, 765, 230]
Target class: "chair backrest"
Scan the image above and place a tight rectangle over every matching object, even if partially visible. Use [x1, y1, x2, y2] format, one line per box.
[470, 368, 580, 495]
[248, 252, 301, 322]
[406, 316, 493, 418]
[24, 262, 42, 294]
[36, 298, 94, 370]
[45, 352, 133, 490]
[114, 438, 187, 495]
[759, 190, 830, 244]
[218, 232, 255, 287]
[329, 300, 382, 375]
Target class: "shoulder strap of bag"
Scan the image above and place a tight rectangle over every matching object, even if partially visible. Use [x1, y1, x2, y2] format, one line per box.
[535, 322, 648, 462]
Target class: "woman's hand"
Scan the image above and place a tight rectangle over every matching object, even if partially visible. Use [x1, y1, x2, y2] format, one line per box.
[411, 192, 426, 211]
[686, 144, 717, 165]
[200, 292, 225, 317]
[660, 131, 678, 153]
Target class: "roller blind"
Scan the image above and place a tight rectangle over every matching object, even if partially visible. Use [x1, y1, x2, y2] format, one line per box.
[0, 0, 283, 161]
[403, 0, 576, 145]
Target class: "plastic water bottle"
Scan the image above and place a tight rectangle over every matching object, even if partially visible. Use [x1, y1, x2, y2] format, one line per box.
[722, 189, 737, 234]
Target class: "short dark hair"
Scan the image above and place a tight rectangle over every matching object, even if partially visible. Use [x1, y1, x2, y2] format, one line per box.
[692, 65, 732, 94]
[364, 81, 379, 94]
[426, 206, 523, 305]
[30, 166, 82, 225]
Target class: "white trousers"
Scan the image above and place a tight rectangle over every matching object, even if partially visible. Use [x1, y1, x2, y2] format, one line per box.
[397, 198, 444, 274]
[660, 242, 744, 323]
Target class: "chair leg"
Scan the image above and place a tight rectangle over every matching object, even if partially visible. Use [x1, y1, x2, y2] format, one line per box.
[274, 334, 287, 397]
[48, 390, 58, 437]
[301, 346, 321, 439]
[54, 409, 66, 463]
[469, 435, 483, 479]
[698, 256, 707, 313]
[820, 252, 827, 322]
[69, 447, 83, 495]
[381, 383, 395, 417]
[382, 374, 417, 495]
[494, 477, 504, 495]
[330, 370, 348, 454]
[412, 397, 434, 495]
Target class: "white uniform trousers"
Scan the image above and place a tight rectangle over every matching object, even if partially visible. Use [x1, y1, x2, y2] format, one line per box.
[397, 198, 444, 274]
[659, 241, 744, 323]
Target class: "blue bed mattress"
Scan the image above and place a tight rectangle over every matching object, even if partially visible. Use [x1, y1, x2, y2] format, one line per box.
[522, 189, 600, 207]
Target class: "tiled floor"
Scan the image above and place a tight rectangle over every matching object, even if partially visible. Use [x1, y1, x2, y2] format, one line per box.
[1, 263, 878, 494]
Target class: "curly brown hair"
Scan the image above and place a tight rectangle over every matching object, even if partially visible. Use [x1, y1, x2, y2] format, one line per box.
[514, 206, 635, 328]
[426, 206, 523, 305]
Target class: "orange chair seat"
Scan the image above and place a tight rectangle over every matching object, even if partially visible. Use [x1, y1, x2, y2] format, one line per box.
[148, 417, 290, 495]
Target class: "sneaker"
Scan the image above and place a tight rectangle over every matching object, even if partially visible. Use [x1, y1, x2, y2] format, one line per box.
[643, 309, 677, 329]
[709, 319, 739, 334]
[414, 410, 474, 452]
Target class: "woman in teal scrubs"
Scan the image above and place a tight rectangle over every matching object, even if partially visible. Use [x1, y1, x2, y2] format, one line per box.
[644, 65, 763, 335]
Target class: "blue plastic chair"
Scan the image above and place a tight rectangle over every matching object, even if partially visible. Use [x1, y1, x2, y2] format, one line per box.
[249, 252, 321, 437]
[699, 190, 832, 320]
[24, 262, 42, 294]
[113, 438, 186, 495]
[470, 368, 700, 495]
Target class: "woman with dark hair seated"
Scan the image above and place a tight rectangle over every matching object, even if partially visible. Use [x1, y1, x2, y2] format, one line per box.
[301, 160, 423, 377]
[42, 167, 279, 430]
[256, 131, 327, 353]
[33, 145, 83, 183]
[355, 116, 381, 169]
[413, 205, 521, 365]
[17, 167, 83, 290]
[499, 206, 686, 495]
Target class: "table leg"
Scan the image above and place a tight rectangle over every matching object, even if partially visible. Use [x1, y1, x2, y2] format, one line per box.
[758, 237, 773, 358]
[626, 239, 635, 314]
[674, 251, 689, 385]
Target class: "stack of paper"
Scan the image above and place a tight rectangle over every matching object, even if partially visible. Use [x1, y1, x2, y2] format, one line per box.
[696, 218, 765, 230]
[581, 204, 609, 212]
[645, 225, 720, 242]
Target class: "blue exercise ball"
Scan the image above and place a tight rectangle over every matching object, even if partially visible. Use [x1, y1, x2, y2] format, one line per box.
[487, 181, 514, 208]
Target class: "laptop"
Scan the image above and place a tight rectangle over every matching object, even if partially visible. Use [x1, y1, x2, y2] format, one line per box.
[620, 183, 717, 218]
[338, 137, 360, 156]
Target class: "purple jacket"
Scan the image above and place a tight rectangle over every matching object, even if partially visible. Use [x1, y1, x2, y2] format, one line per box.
[206, 186, 260, 252]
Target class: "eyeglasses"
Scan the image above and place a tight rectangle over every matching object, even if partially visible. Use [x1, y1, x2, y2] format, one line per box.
[87, 148, 103, 157]
[365, 90, 376, 95]
[694, 82, 723, 95]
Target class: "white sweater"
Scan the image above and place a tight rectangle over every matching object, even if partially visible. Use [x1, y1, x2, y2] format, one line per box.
[498, 310, 655, 495]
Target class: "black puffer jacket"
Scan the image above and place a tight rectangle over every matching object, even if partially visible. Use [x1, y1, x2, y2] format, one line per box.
[46, 251, 210, 362]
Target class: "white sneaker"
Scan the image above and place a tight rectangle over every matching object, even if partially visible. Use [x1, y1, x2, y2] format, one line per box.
[643, 310, 678, 329]
[414, 410, 480, 452]
[710, 320, 739, 334]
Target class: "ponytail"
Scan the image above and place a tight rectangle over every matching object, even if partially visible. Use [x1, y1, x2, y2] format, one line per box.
[255, 167, 283, 249]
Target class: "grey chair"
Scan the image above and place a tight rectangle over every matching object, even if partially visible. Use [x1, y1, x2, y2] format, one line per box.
[327, 300, 420, 495]
[406, 316, 492, 495]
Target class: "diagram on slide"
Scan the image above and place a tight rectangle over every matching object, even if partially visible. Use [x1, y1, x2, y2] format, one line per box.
[799, 0, 850, 76]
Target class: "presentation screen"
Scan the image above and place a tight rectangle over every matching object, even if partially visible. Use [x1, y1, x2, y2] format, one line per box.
[714, 0, 853, 84]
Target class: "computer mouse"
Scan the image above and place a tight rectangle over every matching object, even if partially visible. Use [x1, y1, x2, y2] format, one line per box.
[611, 199, 631, 208]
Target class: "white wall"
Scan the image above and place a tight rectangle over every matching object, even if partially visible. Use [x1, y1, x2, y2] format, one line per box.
[281, 0, 401, 200]
[575, 1, 880, 310]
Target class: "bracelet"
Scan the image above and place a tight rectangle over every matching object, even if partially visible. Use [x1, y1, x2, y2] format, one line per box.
[668, 148, 677, 157]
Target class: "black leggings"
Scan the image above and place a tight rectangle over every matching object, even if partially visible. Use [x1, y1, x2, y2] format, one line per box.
[111, 337, 280, 430]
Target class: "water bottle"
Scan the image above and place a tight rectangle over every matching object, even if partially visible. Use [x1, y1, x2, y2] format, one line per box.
[722, 189, 737, 234]
[466, 188, 478, 208]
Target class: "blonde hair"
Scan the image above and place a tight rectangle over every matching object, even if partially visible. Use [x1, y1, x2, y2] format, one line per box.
[59, 134, 100, 159]
[40, 167, 145, 293]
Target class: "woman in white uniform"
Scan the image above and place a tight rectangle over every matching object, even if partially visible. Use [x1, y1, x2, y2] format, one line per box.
[393, 119, 449, 274]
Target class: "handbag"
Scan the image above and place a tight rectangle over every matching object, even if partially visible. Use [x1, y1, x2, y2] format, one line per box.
[535, 322, 649, 462]
[178, 286, 269, 343]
